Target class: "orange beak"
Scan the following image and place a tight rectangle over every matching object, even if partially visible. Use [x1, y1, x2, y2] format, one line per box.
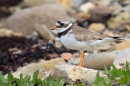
[52, 26, 57, 30]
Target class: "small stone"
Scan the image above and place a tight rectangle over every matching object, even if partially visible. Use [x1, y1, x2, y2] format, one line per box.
[68, 56, 80, 65]
[76, 12, 91, 23]
[35, 23, 55, 40]
[103, 29, 115, 37]
[9, 6, 21, 14]
[112, 5, 130, 16]
[90, 0, 112, 6]
[45, 53, 58, 60]
[79, 2, 96, 12]
[108, 3, 122, 12]
[61, 52, 72, 60]
[88, 23, 106, 33]
[0, 28, 23, 37]
[107, 12, 130, 29]
[125, 33, 130, 38]
[72, 0, 85, 9]
[27, 31, 39, 41]
[24, 0, 44, 7]
[55, 40, 62, 48]
[89, 6, 112, 23]
[117, 25, 126, 31]
[125, 25, 130, 31]
[119, 0, 130, 6]
[111, 48, 130, 69]
[52, 62, 106, 84]
[56, 0, 72, 9]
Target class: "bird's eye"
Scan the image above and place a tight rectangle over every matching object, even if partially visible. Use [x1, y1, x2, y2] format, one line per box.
[60, 23, 64, 26]
[57, 21, 61, 24]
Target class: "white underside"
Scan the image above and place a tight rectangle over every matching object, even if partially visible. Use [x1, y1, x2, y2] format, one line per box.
[60, 33, 115, 52]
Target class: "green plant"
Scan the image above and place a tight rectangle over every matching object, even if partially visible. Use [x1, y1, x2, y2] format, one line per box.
[93, 62, 130, 86]
[0, 70, 88, 86]
[2, 62, 130, 86]
[43, 76, 64, 86]
[0, 70, 64, 86]
[73, 83, 86, 86]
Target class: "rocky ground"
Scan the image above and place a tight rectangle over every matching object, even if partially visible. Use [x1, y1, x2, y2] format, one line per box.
[0, 0, 130, 85]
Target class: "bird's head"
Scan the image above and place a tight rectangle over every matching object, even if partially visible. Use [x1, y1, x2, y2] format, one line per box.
[52, 20, 72, 33]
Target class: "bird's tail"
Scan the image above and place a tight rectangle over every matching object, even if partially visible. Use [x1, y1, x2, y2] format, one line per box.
[112, 37, 125, 43]
[103, 36, 125, 43]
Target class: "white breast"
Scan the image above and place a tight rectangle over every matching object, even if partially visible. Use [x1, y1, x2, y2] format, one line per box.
[60, 34, 114, 51]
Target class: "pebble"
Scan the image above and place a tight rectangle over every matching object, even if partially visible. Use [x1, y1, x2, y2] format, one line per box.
[107, 12, 130, 29]
[90, 0, 112, 6]
[76, 12, 90, 22]
[79, 2, 95, 12]
[35, 23, 55, 40]
[72, 0, 85, 9]
[61, 52, 72, 60]
[88, 23, 106, 33]
[24, 0, 44, 6]
[0, 28, 23, 37]
[89, 6, 112, 23]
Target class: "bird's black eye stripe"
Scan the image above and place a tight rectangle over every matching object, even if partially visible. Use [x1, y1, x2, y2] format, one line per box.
[60, 23, 64, 26]
[57, 21, 64, 26]
[57, 21, 61, 24]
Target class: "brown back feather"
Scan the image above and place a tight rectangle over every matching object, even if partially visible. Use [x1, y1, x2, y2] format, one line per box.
[70, 24, 104, 41]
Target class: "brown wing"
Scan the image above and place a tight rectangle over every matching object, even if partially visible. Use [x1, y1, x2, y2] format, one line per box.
[70, 25, 104, 41]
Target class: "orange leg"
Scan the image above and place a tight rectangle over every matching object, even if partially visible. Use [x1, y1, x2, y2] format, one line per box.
[78, 52, 85, 67]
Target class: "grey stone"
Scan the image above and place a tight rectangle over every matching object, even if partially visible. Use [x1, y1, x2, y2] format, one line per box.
[72, 0, 86, 9]
[84, 53, 117, 70]
[111, 48, 130, 69]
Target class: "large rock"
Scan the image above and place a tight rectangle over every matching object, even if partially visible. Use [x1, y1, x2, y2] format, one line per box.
[69, 53, 117, 70]
[52, 62, 106, 84]
[70, 48, 130, 70]
[1, 4, 69, 36]
[112, 48, 130, 69]
[4, 58, 64, 79]
[84, 53, 117, 70]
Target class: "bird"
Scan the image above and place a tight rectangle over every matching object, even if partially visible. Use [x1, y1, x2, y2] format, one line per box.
[52, 20, 123, 67]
